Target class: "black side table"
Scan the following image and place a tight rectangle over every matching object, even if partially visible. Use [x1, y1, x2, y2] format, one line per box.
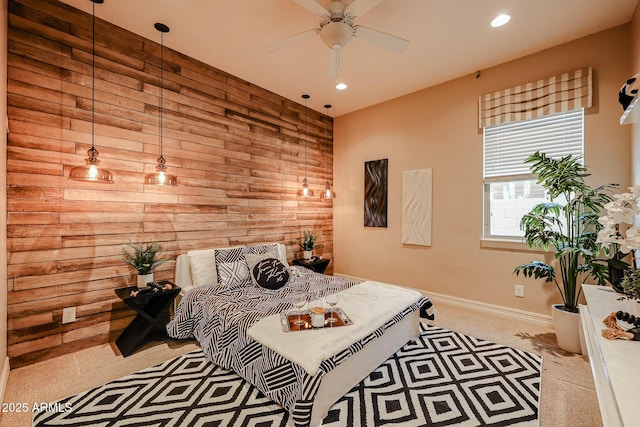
[114, 280, 180, 357]
[293, 257, 331, 274]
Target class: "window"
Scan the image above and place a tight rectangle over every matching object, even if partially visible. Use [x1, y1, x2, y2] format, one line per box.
[483, 108, 584, 239]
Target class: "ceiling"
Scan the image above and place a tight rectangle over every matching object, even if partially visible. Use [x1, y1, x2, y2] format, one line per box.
[58, 0, 638, 117]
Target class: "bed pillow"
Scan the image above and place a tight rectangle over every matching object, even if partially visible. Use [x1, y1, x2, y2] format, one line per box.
[245, 253, 290, 291]
[214, 246, 252, 289]
[248, 242, 288, 265]
[187, 249, 217, 286]
[244, 249, 277, 266]
[215, 244, 286, 289]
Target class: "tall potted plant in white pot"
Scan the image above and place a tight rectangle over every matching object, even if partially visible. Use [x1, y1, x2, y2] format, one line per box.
[514, 152, 615, 353]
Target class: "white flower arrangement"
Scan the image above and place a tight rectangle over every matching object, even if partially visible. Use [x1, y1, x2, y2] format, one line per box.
[596, 186, 640, 254]
[597, 186, 640, 298]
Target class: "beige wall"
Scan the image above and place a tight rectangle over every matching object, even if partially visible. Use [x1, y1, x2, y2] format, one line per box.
[633, 5, 640, 72]
[631, 4, 640, 186]
[334, 25, 632, 315]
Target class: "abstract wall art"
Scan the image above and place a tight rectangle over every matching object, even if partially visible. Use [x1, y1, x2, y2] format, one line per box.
[364, 158, 388, 227]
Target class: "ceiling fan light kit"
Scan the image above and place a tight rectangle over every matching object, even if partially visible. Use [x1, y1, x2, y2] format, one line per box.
[320, 21, 354, 50]
[269, 0, 409, 89]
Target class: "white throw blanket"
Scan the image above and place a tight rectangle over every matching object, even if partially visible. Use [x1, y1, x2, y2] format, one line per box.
[247, 281, 422, 376]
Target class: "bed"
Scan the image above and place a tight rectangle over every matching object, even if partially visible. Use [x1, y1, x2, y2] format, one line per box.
[167, 242, 434, 427]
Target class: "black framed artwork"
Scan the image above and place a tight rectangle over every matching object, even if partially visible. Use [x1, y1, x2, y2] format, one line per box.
[364, 158, 388, 227]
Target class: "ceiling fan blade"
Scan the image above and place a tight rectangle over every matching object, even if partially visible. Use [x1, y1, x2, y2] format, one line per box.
[354, 25, 409, 53]
[328, 49, 338, 77]
[266, 28, 319, 53]
[345, 0, 385, 18]
[294, 0, 329, 17]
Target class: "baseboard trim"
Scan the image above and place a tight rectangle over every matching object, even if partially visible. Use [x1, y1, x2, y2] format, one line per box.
[0, 356, 10, 404]
[334, 273, 553, 326]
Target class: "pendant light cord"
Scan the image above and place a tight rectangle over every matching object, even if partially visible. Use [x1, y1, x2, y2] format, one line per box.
[325, 105, 330, 179]
[303, 96, 307, 179]
[91, 0, 96, 151]
[159, 31, 164, 158]
[160, 32, 164, 157]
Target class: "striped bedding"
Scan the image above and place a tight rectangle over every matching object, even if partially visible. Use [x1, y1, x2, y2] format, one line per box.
[166, 267, 434, 427]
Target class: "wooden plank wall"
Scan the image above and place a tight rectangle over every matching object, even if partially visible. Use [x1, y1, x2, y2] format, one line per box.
[6, 0, 334, 367]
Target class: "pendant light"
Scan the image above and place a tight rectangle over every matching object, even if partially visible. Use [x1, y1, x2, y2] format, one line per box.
[144, 22, 177, 186]
[298, 94, 313, 197]
[320, 104, 335, 200]
[69, 0, 113, 183]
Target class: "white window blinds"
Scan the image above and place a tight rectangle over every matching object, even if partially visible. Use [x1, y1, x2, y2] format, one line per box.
[483, 108, 584, 180]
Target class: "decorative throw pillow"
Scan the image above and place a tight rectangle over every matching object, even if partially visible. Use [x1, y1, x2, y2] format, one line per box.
[215, 244, 285, 290]
[245, 255, 290, 291]
[243, 250, 278, 283]
[187, 249, 217, 286]
[214, 246, 252, 289]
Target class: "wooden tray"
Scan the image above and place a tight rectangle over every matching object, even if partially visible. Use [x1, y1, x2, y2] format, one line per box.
[280, 308, 352, 332]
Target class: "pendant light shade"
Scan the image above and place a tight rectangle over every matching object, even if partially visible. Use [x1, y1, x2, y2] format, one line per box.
[144, 155, 177, 186]
[69, 0, 113, 184]
[297, 94, 314, 198]
[320, 104, 335, 201]
[69, 146, 113, 182]
[144, 22, 177, 186]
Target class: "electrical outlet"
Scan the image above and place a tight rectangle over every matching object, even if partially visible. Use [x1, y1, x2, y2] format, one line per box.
[62, 307, 76, 324]
[515, 284, 525, 298]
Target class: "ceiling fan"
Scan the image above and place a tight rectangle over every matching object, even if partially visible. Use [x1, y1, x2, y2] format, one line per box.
[267, 0, 409, 76]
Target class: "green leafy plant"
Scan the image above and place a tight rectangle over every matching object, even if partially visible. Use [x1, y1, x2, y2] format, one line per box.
[297, 231, 323, 251]
[622, 268, 640, 300]
[514, 151, 616, 312]
[121, 241, 166, 275]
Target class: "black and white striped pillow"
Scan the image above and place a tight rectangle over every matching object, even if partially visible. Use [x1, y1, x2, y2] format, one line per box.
[214, 243, 283, 289]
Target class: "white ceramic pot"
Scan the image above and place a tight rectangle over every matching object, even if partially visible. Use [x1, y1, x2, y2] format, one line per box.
[137, 273, 154, 288]
[551, 304, 582, 354]
[303, 250, 312, 260]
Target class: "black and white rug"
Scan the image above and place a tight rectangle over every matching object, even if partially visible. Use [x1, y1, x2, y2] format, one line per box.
[33, 324, 541, 426]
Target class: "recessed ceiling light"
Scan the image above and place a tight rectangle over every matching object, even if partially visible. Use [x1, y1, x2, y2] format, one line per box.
[336, 82, 348, 90]
[491, 14, 511, 28]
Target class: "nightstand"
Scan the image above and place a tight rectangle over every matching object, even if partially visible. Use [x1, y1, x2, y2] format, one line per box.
[114, 280, 180, 357]
[293, 257, 331, 274]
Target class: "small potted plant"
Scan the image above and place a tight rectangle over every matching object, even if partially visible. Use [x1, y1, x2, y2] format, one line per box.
[622, 269, 640, 299]
[297, 231, 322, 259]
[121, 241, 167, 287]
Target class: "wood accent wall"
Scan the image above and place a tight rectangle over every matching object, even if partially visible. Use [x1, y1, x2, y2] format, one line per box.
[6, 0, 334, 367]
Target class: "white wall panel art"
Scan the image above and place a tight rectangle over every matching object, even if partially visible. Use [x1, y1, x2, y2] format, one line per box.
[402, 168, 432, 246]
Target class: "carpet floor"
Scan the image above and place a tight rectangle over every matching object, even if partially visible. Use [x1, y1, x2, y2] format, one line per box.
[32, 324, 541, 426]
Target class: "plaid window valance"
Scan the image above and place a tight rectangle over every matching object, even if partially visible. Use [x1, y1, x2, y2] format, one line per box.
[478, 67, 592, 128]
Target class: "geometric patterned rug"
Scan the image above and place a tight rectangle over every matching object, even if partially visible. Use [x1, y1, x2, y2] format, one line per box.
[33, 324, 541, 427]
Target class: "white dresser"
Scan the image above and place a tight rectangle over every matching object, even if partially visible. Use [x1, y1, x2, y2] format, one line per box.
[580, 284, 640, 427]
